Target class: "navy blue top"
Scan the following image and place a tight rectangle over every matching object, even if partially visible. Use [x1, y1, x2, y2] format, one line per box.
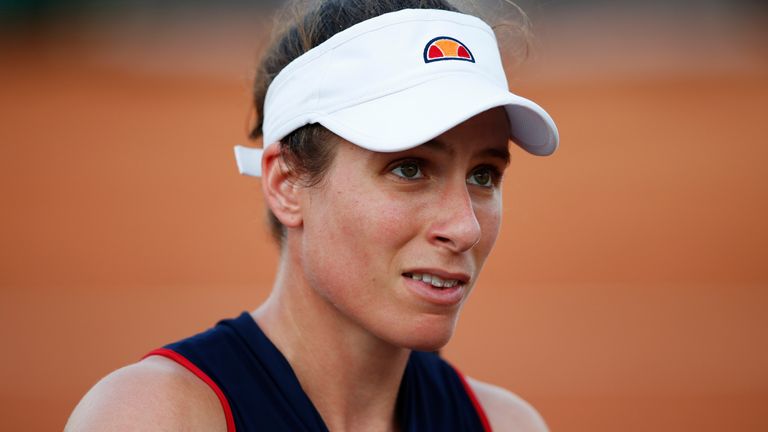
[152, 312, 490, 432]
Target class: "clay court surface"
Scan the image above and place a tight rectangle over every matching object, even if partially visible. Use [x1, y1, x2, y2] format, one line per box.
[1, 7, 767, 431]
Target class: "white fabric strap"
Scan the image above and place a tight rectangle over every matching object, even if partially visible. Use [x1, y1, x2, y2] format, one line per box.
[234, 145, 263, 177]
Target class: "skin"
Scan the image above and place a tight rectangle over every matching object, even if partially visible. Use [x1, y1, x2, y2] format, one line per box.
[65, 107, 548, 431]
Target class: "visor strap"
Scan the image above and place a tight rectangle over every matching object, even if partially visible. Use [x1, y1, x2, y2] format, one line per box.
[234, 145, 264, 177]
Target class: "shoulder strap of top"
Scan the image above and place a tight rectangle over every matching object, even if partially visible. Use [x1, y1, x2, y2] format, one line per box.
[399, 351, 492, 431]
[144, 347, 236, 432]
[451, 364, 493, 431]
[144, 312, 328, 432]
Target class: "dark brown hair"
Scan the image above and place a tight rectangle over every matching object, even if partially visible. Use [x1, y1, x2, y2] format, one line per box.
[249, 0, 529, 244]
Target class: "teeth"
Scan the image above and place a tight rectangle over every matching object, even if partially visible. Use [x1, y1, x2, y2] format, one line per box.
[406, 273, 461, 288]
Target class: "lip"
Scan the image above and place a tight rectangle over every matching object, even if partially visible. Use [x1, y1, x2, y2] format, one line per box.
[403, 268, 471, 284]
[401, 268, 470, 307]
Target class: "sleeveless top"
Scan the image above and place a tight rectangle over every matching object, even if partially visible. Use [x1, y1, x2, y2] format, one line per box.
[145, 312, 491, 432]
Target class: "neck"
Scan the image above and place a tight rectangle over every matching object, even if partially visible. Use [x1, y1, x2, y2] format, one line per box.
[253, 246, 410, 432]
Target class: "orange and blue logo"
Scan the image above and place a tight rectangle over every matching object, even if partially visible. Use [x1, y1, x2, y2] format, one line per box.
[423, 36, 475, 63]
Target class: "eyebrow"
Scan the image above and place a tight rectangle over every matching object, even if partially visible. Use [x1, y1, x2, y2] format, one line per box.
[422, 139, 511, 166]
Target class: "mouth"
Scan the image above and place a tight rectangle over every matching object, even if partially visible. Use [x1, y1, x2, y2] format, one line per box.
[402, 272, 467, 289]
[401, 270, 470, 306]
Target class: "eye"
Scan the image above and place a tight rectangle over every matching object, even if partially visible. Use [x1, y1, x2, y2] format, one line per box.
[390, 160, 424, 180]
[467, 166, 498, 188]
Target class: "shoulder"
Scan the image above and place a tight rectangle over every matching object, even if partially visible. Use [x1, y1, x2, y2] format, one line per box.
[65, 355, 227, 432]
[466, 377, 549, 432]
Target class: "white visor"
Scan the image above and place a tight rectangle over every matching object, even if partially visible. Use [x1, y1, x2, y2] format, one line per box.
[234, 8, 559, 177]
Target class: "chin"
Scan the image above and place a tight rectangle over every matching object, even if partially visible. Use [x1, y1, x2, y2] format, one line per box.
[386, 313, 458, 352]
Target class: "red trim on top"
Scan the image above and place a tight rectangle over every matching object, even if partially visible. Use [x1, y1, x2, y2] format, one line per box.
[143, 348, 236, 432]
[452, 366, 493, 432]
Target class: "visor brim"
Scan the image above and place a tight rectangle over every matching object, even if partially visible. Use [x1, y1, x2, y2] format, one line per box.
[317, 73, 559, 156]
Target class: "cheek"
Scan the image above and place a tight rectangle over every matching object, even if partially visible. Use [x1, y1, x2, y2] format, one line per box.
[301, 182, 416, 298]
[332, 185, 419, 248]
[475, 197, 502, 257]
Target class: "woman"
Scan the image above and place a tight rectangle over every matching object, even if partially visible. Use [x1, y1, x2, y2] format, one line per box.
[66, 1, 558, 431]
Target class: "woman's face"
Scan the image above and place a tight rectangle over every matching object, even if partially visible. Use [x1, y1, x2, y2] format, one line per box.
[298, 107, 510, 351]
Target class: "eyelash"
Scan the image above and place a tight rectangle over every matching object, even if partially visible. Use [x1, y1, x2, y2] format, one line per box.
[388, 160, 502, 188]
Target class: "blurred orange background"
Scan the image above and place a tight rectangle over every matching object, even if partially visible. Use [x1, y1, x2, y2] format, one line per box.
[1, 1, 767, 430]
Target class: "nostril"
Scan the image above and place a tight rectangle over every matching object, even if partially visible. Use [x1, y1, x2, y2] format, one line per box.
[435, 236, 450, 243]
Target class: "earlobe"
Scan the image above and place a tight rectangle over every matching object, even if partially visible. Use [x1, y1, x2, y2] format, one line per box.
[261, 144, 303, 228]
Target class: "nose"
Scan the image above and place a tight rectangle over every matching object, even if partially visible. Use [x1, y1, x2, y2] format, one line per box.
[428, 181, 482, 253]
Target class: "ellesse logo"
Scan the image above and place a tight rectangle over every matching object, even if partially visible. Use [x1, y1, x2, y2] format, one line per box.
[423, 36, 475, 63]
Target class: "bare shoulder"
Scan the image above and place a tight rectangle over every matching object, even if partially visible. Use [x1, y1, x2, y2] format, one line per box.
[65, 356, 226, 432]
[466, 377, 549, 432]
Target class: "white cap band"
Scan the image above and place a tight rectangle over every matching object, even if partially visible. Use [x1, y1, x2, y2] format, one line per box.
[235, 8, 559, 177]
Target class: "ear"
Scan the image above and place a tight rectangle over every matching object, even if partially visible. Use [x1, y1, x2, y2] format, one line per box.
[261, 143, 303, 228]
